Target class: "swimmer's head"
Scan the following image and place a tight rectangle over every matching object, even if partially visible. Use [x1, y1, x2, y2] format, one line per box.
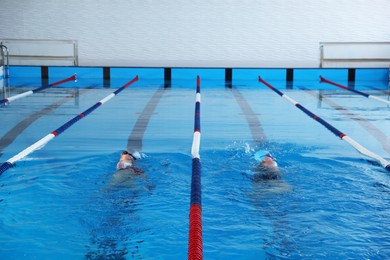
[121, 150, 137, 161]
[254, 150, 278, 167]
[117, 151, 135, 170]
[254, 150, 272, 162]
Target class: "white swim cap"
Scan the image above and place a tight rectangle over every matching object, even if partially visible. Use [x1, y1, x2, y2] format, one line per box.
[132, 151, 141, 160]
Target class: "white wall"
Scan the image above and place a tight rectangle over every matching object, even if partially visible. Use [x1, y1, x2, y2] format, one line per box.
[0, 0, 389, 67]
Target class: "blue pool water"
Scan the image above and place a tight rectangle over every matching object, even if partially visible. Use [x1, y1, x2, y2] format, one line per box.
[1, 74, 390, 259]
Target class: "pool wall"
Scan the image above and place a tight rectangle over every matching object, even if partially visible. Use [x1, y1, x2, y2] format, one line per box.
[7, 66, 390, 89]
[1, 1, 389, 67]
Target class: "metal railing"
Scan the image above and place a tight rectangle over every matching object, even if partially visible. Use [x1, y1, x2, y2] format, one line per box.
[320, 42, 390, 68]
[0, 39, 78, 66]
[0, 43, 9, 78]
[0, 43, 9, 101]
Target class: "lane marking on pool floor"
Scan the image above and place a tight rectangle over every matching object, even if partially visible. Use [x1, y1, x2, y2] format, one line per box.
[230, 88, 267, 146]
[126, 87, 166, 153]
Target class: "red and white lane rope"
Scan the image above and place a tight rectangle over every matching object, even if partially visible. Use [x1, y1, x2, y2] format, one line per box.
[259, 76, 390, 172]
[320, 76, 390, 106]
[188, 76, 203, 260]
[0, 74, 77, 105]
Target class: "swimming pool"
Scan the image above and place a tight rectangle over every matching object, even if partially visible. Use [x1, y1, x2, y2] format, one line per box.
[1, 69, 390, 259]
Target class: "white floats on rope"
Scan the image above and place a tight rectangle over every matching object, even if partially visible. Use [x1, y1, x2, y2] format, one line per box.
[191, 76, 201, 159]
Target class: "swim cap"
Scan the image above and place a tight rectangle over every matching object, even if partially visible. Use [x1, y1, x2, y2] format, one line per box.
[254, 150, 273, 162]
[132, 151, 141, 160]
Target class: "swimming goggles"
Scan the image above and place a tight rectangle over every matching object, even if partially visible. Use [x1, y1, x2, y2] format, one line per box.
[122, 150, 137, 160]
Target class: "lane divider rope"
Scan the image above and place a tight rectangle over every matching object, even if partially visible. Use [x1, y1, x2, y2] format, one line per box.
[320, 76, 390, 105]
[258, 76, 390, 172]
[188, 75, 203, 260]
[299, 87, 390, 154]
[0, 75, 138, 176]
[0, 74, 77, 105]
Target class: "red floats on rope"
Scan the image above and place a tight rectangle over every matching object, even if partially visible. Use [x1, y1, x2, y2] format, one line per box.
[188, 204, 203, 260]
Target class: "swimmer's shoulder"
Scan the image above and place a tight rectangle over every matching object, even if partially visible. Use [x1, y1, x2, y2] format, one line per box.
[117, 166, 144, 175]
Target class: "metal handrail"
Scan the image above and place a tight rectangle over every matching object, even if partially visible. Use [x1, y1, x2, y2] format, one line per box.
[0, 42, 9, 78]
[0, 43, 3, 66]
[0, 39, 78, 66]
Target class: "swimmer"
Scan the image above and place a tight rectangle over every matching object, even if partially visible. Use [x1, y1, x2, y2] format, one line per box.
[116, 150, 143, 174]
[254, 150, 281, 180]
[249, 148, 291, 194]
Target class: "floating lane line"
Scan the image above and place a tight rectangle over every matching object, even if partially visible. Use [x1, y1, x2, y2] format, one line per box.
[188, 75, 202, 260]
[320, 76, 390, 106]
[0, 74, 77, 105]
[300, 88, 390, 155]
[258, 76, 390, 172]
[0, 75, 138, 176]
[0, 89, 91, 157]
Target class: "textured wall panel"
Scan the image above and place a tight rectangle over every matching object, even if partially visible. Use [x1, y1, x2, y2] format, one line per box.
[0, 0, 389, 67]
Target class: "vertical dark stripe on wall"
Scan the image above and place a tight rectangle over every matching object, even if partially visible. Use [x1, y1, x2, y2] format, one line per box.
[225, 68, 232, 88]
[103, 67, 110, 88]
[41, 66, 49, 86]
[164, 67, 171, 88]
[348, 68, 356, 89]
[286, 68, 294, 89]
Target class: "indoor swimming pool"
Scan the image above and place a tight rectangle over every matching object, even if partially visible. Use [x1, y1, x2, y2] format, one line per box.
[0, 68, 390, 259]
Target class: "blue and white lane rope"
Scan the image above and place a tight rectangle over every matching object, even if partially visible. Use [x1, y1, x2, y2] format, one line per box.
[188, 76, 203, 260]
[320, 76, 390, 106]
[0, 75, 138, 176]
[0, 74, 77, 105]
[258, 76, 390, 172]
